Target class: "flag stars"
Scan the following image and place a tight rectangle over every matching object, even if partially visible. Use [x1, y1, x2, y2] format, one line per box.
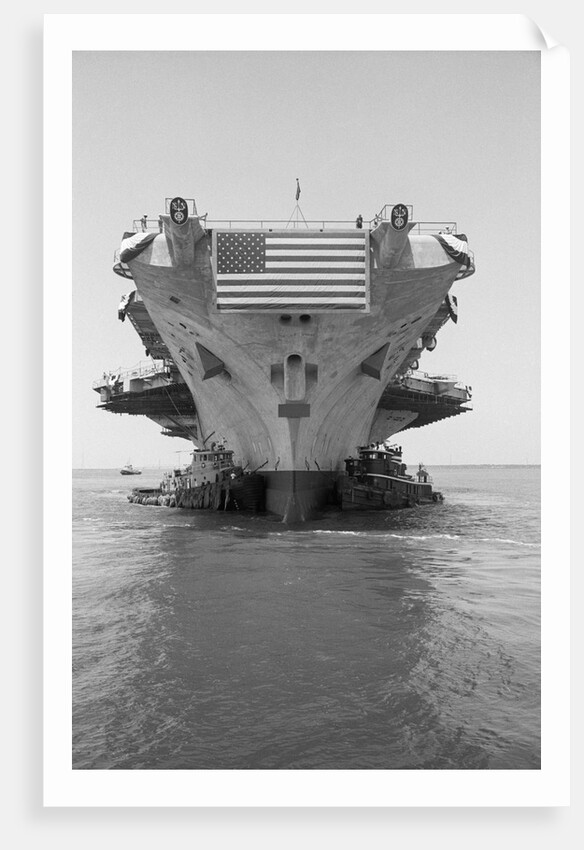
[217, 231, 265, 274]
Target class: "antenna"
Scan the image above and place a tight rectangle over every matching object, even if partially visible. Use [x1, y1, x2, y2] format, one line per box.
[174, 450, 187, 467]
[201, 430, 216, 447]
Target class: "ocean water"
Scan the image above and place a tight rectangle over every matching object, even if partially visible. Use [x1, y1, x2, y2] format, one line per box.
[72, 466, 540, 770]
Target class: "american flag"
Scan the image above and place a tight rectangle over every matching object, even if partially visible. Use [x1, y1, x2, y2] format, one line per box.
[213, 229, 369, 311]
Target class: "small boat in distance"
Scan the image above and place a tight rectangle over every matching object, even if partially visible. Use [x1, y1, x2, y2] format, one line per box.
[341, 444, 443, 510]
[121, 463, 142, 476]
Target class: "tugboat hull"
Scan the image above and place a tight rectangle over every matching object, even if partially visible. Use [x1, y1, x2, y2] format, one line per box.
[341, 444, 444, 511]
[341, 478, 442, 511]
[128, 472, 265, 512]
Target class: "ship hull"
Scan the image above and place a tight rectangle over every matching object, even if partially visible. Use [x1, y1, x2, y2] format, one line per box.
[123, 214, 470, 520]
[259, 469, 338, 522]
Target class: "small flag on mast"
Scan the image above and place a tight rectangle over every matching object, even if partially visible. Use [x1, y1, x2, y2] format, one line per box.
[296, 178, 301, 202]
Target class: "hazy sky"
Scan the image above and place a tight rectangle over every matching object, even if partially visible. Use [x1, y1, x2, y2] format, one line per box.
[72, 50, 540, 469]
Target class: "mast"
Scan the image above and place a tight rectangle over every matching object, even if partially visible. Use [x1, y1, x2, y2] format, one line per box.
[286, 178, 308, 229]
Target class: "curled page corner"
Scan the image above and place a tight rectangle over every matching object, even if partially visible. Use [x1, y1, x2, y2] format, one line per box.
[524, 15, 560, 49]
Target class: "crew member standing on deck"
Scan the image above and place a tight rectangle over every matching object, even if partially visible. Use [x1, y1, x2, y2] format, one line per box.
[141, 214, 148, 232]
[356, 214, 363, 229]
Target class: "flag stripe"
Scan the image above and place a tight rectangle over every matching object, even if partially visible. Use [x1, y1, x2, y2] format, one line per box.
[265, 249, 365, 258]
[217, 300, 365, 313]
[217, 273, 365, 281]
[265, 256, 365, 262]
[265, 264, 364, 271]
[217, 297, 366, 304]
[265, 237, 365, 245]
[263, 261, 365, 268]
[268, 229, 362, 234]
[218, 285, 365, 292]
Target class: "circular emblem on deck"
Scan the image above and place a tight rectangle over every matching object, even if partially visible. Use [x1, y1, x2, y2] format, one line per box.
[169, 197, 189, 226]
[391, 203, 409, 231]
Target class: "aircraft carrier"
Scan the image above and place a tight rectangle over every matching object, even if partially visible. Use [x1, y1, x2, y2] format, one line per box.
[94, 197, 474, 521]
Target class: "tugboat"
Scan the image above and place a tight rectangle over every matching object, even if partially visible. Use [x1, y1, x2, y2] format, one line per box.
[120, 462, 141, 476]
[341, 444, 443, 511]
[127, 443, 265, 511]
